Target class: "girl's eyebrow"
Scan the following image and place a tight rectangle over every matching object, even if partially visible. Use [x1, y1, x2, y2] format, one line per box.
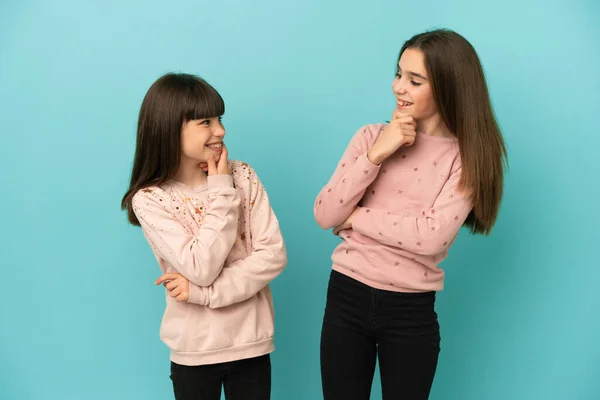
[398, 67, 428, 80]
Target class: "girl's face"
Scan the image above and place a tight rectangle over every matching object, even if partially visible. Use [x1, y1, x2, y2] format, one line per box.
[392, 48, 438, 122]
[180, 116, 226, 163]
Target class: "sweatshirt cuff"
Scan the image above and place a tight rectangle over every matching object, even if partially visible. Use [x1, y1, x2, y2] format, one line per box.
[207, 174, 234, 189]
[188, 284, 209, 306]
[356, 152, 381, 172]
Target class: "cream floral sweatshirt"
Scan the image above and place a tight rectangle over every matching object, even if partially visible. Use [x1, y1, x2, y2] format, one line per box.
[133, 161, 287, 366]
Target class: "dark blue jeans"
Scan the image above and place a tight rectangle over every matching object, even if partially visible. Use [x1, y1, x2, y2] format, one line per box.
[170, 354, 270, 400]
[321, 270, 440, 399]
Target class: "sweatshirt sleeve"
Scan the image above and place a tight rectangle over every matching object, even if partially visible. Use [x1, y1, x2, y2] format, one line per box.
[352, 164, 473, 256]
[188, 166, 287, 309]
[313, 125, 381, 229]
[132, 175, 240, 287]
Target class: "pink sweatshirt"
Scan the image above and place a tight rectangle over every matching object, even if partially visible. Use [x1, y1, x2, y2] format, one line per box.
[314, 123, 473, 292]
[133, 161, 287, 366]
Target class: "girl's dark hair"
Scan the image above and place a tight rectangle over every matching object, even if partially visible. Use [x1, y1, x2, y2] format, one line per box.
[399, 29, 508, 235]
[121, 73, 224, 225]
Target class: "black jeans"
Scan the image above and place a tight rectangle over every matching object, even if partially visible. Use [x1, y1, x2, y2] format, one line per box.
[170, 354, 271, 400]
[321, 270, 440, 400]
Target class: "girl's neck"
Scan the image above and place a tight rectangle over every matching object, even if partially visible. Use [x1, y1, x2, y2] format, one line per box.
[172, 158, 208, 188]
[417, 113, 454, 139]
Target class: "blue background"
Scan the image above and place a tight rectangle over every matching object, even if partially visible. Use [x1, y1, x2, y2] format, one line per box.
[1, 0, 599, 399]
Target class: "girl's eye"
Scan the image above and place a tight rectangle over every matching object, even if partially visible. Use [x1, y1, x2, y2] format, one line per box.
[396, 72, 422, 86]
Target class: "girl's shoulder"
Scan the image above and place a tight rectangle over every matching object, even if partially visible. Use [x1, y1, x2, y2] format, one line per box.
[229, 159, 254, 177]
[355, 122, 386, 138]
[131, 185, 171, 210]
[229, 159, 260, 186]
[228, 160, 269, 200]
[347, 123, 386, 148]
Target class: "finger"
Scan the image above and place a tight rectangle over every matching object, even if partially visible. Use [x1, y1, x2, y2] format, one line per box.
[165, 281, 178, 291]
[218, 144, 229, 174]
[207, 157, 217, 175]
[401, 126, 417, 136]
[170, 286, 182, 297]
[220, 143, 228, 161]
[389, 118, 412, 129]
[155, 277, 168, 285]
[398, 116, 416, 125]
[218, 144, 229, 171]
[405, 136, 416, 147]
[199, 162, 208, 172]
[175, 292, 188, 302]
[393, 109, 410, 120]
[398, 120, 416, 130]
[392, 110, 406, 121]
[155, 273, 179, 285]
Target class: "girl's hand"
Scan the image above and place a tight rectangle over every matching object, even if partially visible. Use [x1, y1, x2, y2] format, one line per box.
[155, 273, 190, 302]
[206, 143, 230, 176]
[367, 111, 416, 165]
[333, 207, 362, 236]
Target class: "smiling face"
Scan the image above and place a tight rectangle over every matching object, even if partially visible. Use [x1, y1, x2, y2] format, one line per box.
[392, 48, 438, 122]
[180, 116, 226, 164]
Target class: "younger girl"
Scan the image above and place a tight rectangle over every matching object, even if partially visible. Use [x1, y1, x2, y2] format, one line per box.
[314, 29, 507, 399]
[121, 73, 286, 400]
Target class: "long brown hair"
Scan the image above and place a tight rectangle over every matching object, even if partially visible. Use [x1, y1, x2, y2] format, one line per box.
[121, 73, 225, 226]
[399, 29, 508, 235]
